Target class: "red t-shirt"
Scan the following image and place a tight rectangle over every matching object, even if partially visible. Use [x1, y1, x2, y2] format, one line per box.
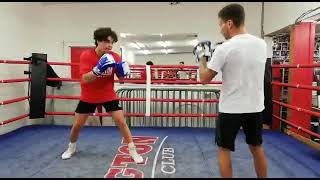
[79, 49, 121, 103]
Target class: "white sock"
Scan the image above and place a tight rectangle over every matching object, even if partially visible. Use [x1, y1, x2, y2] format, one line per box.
[69, 142, 76, 149]
[128, 142, 135, 149]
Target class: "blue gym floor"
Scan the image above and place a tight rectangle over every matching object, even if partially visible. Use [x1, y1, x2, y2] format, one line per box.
[0, 125, 319, 178]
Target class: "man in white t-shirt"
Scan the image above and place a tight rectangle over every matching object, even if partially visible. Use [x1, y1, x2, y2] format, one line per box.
[194, 3, 267, 178]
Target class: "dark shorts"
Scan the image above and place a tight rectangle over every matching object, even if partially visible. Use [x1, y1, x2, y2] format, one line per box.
[75, 100, 123, 114]
[215, 112, 263, 151]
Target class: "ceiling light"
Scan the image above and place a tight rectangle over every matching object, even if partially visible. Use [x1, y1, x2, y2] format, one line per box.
[136, 42, 145, 48]
[129, 42, 141, 49]
[165, 41, 172, 47]
[139, 50, 151, 55]
[120, 33, 134, 38]
[120, 33, 129, 38]
[160, 41, 167, 48]
[161, 49, 174, 54]
[143, 50, 151, 55]
[190, 39, 199, 46]
[161, 49, 168, 54]
[159, 41, 172, 47]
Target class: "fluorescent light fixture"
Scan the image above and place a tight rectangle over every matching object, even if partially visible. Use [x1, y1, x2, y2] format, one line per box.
[120, 33, 133, 38]
[189, 39, 199, 46]
[129, 41, 146, 49]
[165, 41, 172, 47]
[159, 41, 167, 48]
[136, 42, 145, 48]
[159, 41, 172, 48]
[141, 50, 151, 55]
[136, 49, 151, 54]
[161, 49, 168, 54]
[129, 42, 141, 49]
[161, 49, 174, 54]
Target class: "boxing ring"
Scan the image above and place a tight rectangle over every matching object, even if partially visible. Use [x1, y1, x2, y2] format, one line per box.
[1, 124, 319, 178]
[2, 21, 320, 177]
[1, 56, 320, 178]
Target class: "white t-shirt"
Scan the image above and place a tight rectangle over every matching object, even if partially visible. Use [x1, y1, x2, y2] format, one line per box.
[207, 33, 267, 113]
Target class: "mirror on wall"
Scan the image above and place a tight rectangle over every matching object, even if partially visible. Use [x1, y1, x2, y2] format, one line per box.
[119, 33, 199, 65]
[118, 33, 200, 80]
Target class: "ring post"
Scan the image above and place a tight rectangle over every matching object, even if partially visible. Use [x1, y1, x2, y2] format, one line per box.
[287, 22, 316, 137]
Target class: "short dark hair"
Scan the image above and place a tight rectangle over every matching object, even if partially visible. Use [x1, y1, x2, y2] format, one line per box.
[179, 61, 184, 64]
[146, 61, 154, 65]
[94, 27, 118, 46]
[218, 3, 245, 28]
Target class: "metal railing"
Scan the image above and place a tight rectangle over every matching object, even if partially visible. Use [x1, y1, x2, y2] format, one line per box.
[116, 87, 220, 128]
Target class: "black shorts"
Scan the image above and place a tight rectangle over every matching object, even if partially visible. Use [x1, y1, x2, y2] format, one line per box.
[75, 100, 123, 114]
[215, 112, 263, 151]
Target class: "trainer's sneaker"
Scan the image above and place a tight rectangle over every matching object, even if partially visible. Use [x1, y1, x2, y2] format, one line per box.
[61, 142, 76, 160]
[128, 142, 143, 164]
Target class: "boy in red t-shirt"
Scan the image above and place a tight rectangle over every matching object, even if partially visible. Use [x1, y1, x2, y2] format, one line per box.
[61, 27, 143, 163]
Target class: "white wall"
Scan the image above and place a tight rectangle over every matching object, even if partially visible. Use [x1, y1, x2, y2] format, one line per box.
[0, 2, 262, 131]
[0, 2, 265, 131]
[34, 2, 262, 78]
[135, 53, 195, 65]
[263, 2, 320, 58]
[264, 2, 320, 35]
[2, 2, 320, 132]
[0, 2, 43, 134]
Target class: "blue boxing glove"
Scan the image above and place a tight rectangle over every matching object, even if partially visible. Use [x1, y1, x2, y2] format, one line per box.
[115, 62, 131, 77]
[92, 53, 116, 76]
